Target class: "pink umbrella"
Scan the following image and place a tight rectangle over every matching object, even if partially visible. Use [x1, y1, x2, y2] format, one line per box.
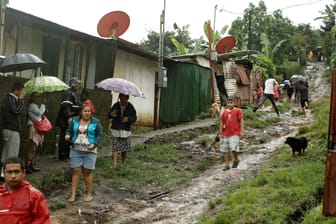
[95, 77, 145, 98]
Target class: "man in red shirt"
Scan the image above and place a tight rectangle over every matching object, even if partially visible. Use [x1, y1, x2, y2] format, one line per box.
[219, 96, 244, 171]
[0, 157, 50, 223]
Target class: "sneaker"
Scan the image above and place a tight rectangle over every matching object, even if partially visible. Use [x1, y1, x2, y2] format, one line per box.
[304, 101, 309, 109]
[206, 146, 211, 153]
[232, 160, 240, 168]
[223, 166, 230, 171]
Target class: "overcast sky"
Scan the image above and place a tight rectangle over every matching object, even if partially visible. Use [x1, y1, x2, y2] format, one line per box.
[7, 0, 333, 43]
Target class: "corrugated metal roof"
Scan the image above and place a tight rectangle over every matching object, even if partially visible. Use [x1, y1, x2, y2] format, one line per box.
[5, 7, 159, 61]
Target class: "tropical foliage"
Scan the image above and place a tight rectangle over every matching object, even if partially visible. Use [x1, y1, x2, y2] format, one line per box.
[138, 0, 336, 71]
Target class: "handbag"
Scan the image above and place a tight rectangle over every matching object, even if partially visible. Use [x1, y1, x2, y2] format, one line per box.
[31, 115, 53, 134]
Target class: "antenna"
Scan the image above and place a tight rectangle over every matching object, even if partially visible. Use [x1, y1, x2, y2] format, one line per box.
[215, 36, 236, 54]
[97, 11, 130, 38]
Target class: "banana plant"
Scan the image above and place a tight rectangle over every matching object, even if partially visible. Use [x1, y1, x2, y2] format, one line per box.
[170, 37, 187, 55]
[203, 21, 228, 47]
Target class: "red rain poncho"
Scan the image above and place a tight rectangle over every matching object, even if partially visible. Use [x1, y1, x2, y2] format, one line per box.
[0, 180, 50, 224]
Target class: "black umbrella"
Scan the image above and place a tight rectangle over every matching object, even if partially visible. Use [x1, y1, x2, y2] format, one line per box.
[0, 53, 46, 73]
[290, 74, 306, 85]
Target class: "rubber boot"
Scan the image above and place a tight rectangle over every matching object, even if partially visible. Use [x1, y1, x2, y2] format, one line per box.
[30, 156, 40, 172]
[30, 163, 40, 172]
[25, 161, 33, 174]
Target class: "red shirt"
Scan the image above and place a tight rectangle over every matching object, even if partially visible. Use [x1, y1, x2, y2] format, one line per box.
[220, 107, 243, 137]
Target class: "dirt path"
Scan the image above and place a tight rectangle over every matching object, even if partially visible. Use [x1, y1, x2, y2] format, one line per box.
[49, 62, 328, 224]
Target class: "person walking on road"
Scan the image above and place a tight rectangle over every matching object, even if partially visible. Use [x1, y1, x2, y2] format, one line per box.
[219, 96, 244, 171]
[286, 79, 294, 102]
[253, 73, 280, 116]
[107, 93, 137, 169]
[297, 80, 309, 116]
[0, 157, 50, 223]
[1, 81, 25, 179]
[65, 103, 103, 202]
[55, 77, 81, 161]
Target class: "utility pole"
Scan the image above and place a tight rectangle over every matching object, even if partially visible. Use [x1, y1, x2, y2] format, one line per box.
[154, 0, 167, 129]
[158, 0, 167, 88]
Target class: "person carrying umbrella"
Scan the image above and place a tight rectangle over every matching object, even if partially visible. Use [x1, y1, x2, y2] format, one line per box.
[107, 93, 137, 169]
[26, 92, 47, 173]
[55, 77, 81, 161]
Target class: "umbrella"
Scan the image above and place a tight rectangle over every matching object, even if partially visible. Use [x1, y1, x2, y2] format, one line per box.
[0, 53, 46, 73]
[95, 77, 145, 98]
[290, 74, 306, 85]
[24, 76, 69, 94]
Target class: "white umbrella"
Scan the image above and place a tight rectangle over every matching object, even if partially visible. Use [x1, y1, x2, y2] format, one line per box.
[95, 77, 145, 98]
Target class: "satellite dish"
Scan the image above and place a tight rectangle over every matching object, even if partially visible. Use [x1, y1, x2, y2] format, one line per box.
[97, 11, 130, 38]
[215, 36, 236, 54]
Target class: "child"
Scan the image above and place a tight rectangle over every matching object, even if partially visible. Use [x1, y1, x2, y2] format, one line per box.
[211, 102, 220, 118]
[273, 84, 279, 102]
[219, 96, 244, 170]
[256, 82, 263, 105]
[206, 103, 221, 153]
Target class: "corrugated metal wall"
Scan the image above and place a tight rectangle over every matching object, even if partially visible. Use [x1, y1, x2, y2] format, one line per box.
[159, 61, 211, 126]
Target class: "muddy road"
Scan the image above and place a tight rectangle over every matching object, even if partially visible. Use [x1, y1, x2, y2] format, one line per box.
[50, 62, 328, 224]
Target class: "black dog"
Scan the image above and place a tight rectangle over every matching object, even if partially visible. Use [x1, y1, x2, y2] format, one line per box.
[284, 137, 308, 155]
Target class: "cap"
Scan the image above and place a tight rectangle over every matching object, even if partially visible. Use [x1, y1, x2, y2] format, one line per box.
[69, 77, 81, 87]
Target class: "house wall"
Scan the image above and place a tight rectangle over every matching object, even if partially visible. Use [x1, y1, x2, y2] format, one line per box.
[113, 49, 157, 127]
[159, 61, 211, 126]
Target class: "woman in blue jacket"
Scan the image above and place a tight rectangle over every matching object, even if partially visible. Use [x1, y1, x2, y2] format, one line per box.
[107, 93, 137, 169]
[65, 103, 103, 202]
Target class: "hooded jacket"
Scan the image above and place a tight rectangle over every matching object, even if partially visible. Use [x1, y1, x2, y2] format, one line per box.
[0, 180, 50, 224]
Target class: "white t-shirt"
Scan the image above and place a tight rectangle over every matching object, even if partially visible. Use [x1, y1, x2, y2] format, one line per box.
[264, 78, 277, 94]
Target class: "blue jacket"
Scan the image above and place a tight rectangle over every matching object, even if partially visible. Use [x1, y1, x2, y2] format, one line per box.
[66, 116, 103, 147]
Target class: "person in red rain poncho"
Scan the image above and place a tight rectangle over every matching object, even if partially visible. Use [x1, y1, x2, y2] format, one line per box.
[0, 157, 50, 224]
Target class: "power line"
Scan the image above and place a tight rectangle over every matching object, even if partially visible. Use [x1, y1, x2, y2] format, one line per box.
[222, 0, 325, 17]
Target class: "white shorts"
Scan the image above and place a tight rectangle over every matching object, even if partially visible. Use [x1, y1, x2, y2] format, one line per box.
[219, 136, 240, 152]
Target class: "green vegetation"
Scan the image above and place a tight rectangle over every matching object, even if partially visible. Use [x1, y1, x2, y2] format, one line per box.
[197, 97, 334, 223]
[38, 89, 334, 222]
[94, 144, 212, 192]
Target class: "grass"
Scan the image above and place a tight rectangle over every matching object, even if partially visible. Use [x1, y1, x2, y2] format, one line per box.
[38, 94, 334, 221]
[197, 96, 334, 224]
[94, 143, 212, 192]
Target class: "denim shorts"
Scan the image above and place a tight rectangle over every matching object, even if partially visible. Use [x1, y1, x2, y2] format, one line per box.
[69, 149, 96, 170]
[219, 136, 240, 152]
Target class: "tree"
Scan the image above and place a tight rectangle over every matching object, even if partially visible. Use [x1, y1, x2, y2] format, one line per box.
[316, 2, 336, 65]
[138, 23, 196, 56]
[138, 30, 176, 56]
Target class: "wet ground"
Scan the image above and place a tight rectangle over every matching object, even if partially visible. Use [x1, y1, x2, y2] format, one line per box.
[48, 62, 328, 223]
